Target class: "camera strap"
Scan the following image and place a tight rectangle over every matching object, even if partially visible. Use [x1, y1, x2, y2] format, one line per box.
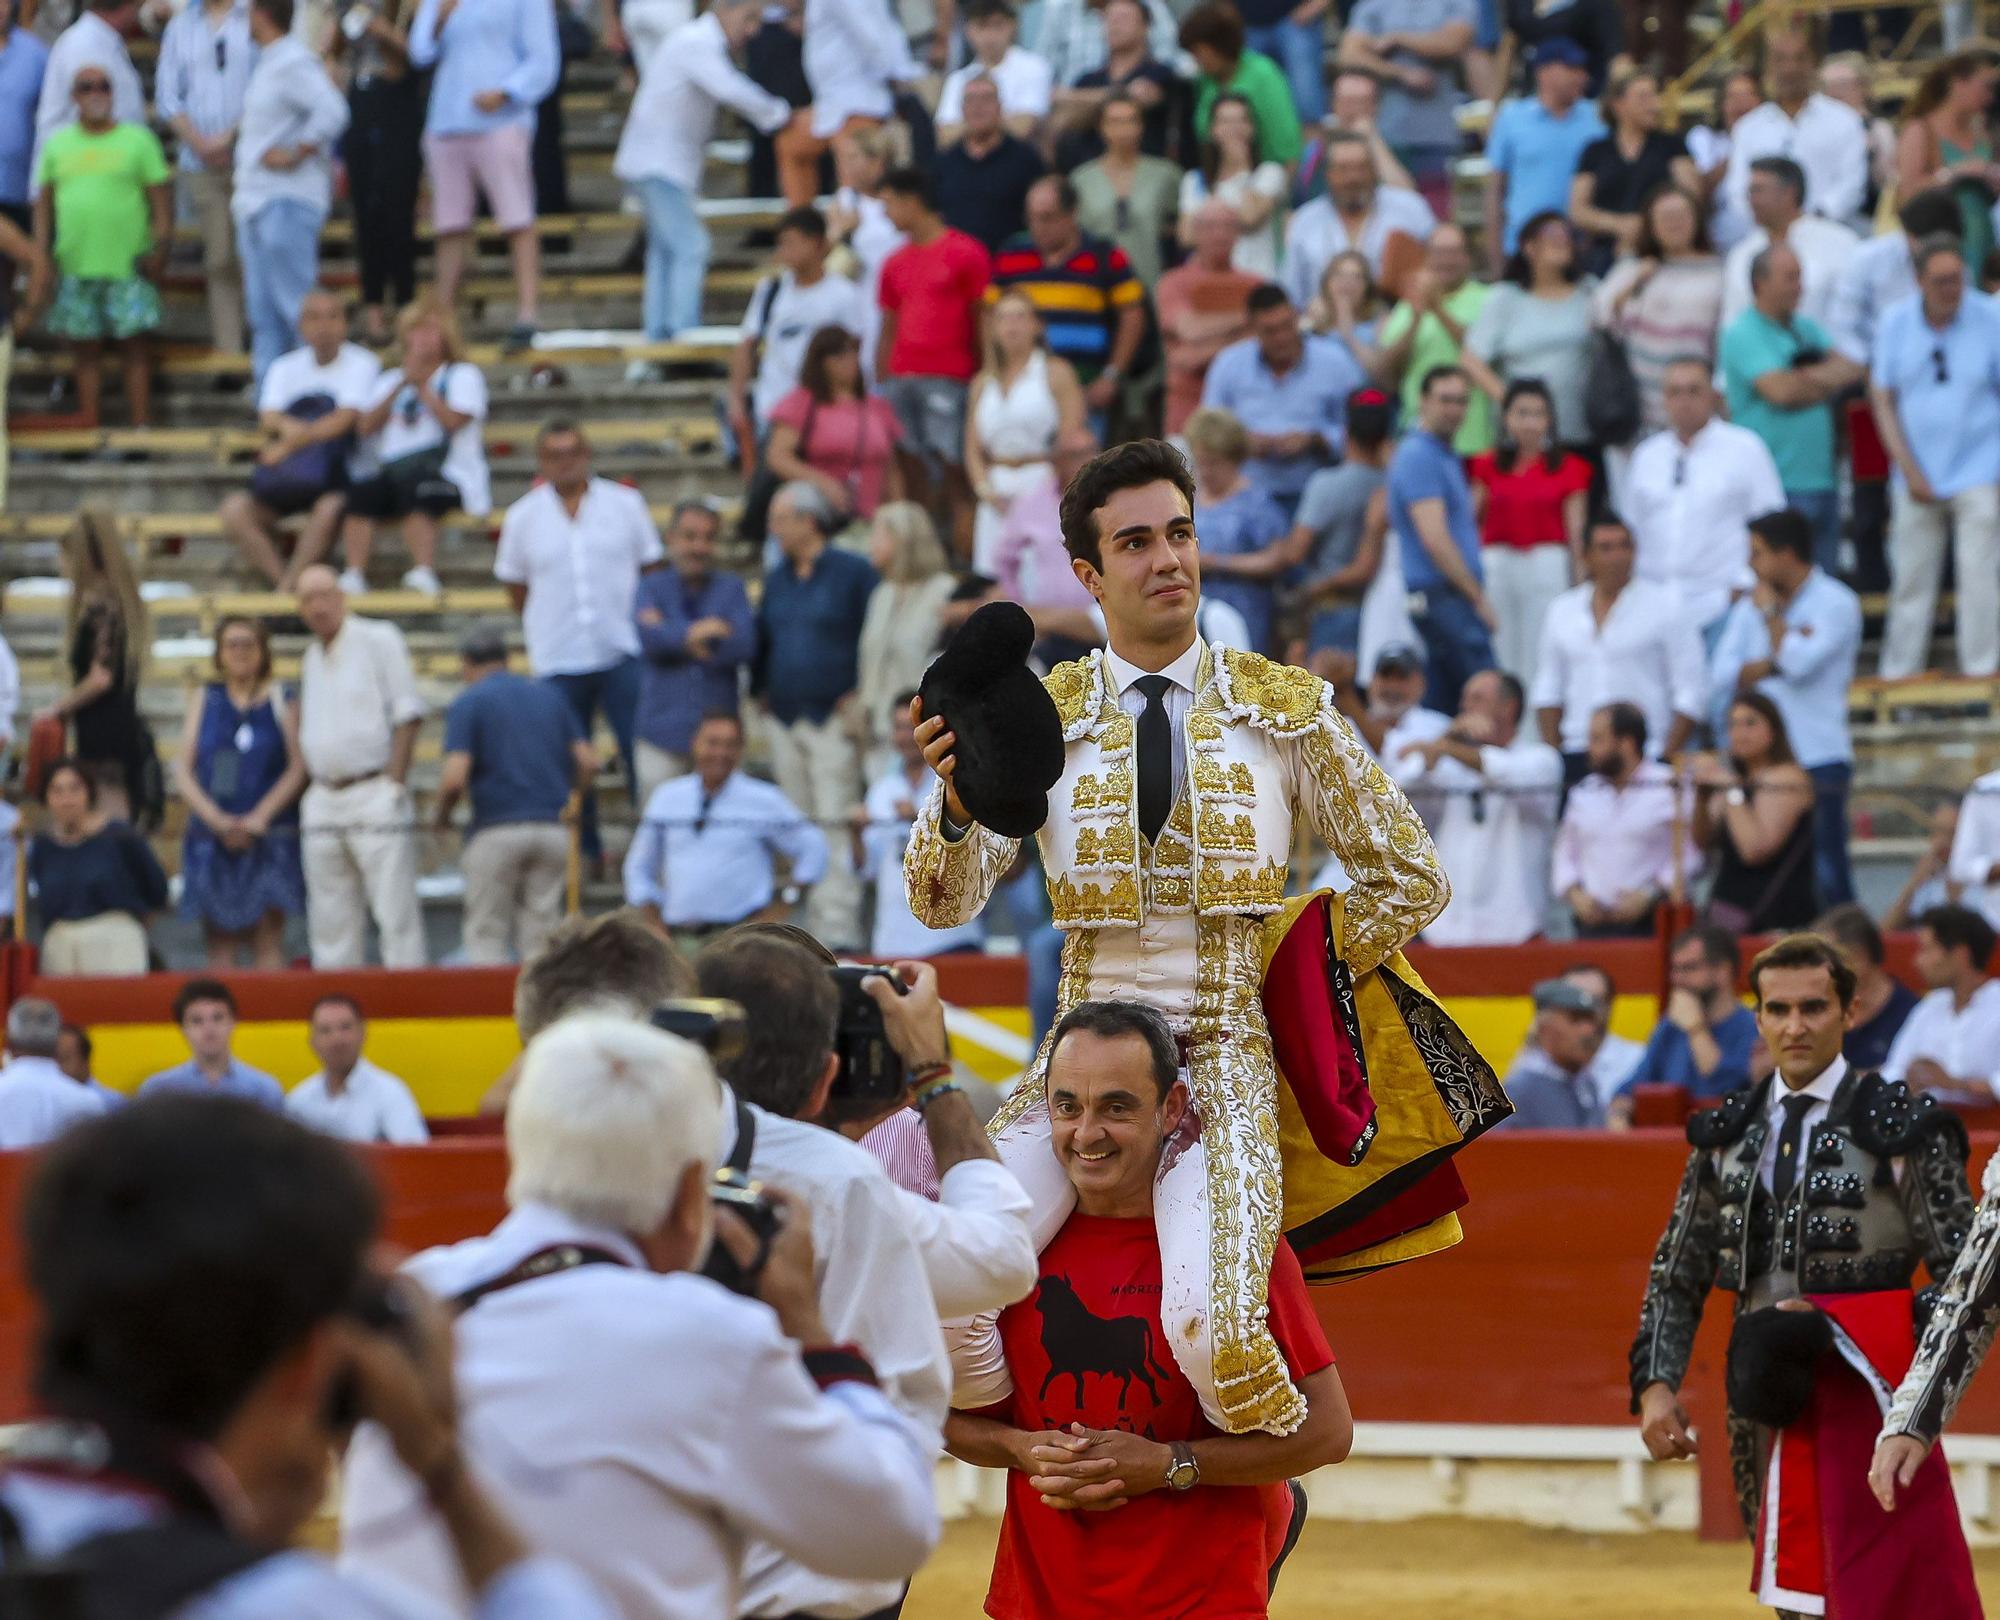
[726, 1096, 757, 1178]
[449, 1245, 632, 1314]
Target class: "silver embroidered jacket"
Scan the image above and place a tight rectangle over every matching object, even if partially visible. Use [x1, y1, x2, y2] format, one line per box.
[1885, 1152, 2000, 1446]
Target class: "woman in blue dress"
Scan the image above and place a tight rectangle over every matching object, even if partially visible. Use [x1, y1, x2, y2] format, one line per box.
[171, 616, 308, 968]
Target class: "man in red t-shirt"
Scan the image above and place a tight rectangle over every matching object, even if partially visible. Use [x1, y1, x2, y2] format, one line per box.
[877, 164, 992, 554]
[945, 1000, 1352, 1620]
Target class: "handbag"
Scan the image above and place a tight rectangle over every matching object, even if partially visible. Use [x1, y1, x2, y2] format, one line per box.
[735, 278, 788, 541]
[248, 393, 350, 509]
[1583, 328, 1643, 447]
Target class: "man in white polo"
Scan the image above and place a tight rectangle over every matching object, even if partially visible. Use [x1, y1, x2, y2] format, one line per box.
[286, 992, 429, 1144]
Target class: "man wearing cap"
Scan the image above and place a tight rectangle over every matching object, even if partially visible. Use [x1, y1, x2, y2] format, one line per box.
[433, 628, 598, 965]
[1497, 979, 1609, 1129]
[1483, 39, 1606, 273]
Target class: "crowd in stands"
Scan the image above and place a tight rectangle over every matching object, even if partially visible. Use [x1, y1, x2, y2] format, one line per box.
[0, 0, 1995, 1095]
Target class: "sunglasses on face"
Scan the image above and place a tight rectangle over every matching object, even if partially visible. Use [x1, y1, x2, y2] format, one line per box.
[74, 78, 111, 93]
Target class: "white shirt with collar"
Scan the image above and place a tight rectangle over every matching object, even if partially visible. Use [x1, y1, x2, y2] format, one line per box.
[0, 626, 18, 753]
[0, 1054, 106, 1149]
[32, 12, 145, 191]
[623, 770, 828, 927]
[802, 0, 920, 138]
[1948, 768, 2000, 932]
[715, 1088, 951, 1620]
[1529, 578, 1709, 756]
[1756, 1055, 1847, 1192]
[299, 615, 428, 783]
[1552, 760, 1696, 911]
[493, 477, 665, 677]
[1102, 634, 1202, 806]
[858, 764, 985, 958]
[1281, 186, 1437, 308]
[1625, 418, 1786, 632]
[1719, 213, 1859, 334]
[612, 11, 791, 193]
[337, 1202, 939, 1620]
[1721, 94, 1870, 235]
[1829, 228, 1919, 364]
[285, 1057, 429, 1144]
[1882, 980, 2000, 1097]
[1706, 565, 1861, 770]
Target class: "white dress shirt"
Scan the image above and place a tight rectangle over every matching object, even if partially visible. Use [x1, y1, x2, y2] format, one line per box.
[0, 1055, 105, 1149]
[338, 1203, 939, 1620]
[230, 33, 349, 221]
[1706, 566, 1861, 769]
[1391, 731, 1563, 945]
[1719, 214, 1859, 334]
[716, 1090, 952, 1620]
[32, 12, 145, 191]
[623, 770, 828, 926]
[0, 627, 18, 753]
[493, 478, 664, 677]
[1530, 579, 1708, 756]
[1281, 187, 1437, 308]
[1828, 228, 1918, 364]
[1948, 769, 2000, 931]
[154, 0, 254, 173]
[1625, 419, 1786, 632]
[1755, 1056, 1846, 1192]
[873, 1132, 1038, 1319]
[1882, 982, 2000, 1096]
[285, 1057, 429, 1144]
[1721, 95, 1870, 233]
[858, 764, 985, 958]
[1551, 761, 1695, 910]
[936, 45, 1054, 125]
[299, 615, 428, 782]
[1103, 635, 1202, 807]
[612, 11, 790, 192]
[803, 0, 920, 138]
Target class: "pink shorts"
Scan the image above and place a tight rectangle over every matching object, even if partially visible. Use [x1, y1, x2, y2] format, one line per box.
[423, 124, 536, 235]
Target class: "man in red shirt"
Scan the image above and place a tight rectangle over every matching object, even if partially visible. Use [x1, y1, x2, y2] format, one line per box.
[878, 164, 993, 556]
[946, 1000, 1352, 1620]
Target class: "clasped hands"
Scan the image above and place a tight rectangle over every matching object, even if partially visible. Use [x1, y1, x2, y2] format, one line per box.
[1018, 1422, 1172, 1512]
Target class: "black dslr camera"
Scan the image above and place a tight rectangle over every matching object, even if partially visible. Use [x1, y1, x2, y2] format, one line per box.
[830, 964, 908, 1102]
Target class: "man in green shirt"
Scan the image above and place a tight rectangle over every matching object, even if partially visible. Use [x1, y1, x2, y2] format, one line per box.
[1179, 0, 1303, 169]
[1717, 242, 1864, 572]
[32, 64, 171, 428]
[1377, 223, 1494, 453]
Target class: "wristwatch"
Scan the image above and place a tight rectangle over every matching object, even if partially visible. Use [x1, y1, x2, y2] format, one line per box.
[1164, 1441, 1200, 1492]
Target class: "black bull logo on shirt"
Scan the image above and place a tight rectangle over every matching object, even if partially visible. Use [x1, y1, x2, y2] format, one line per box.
[1035, 1274, 1175, 1413]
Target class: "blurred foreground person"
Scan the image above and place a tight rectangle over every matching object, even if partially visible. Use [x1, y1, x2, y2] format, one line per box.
[0, 1094, 615, 1616]
[0, 997, 105, 1149]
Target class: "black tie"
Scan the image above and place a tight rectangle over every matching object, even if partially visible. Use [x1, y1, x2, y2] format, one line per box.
[1134, 675, 1172, 845]
[1772, 1092, 1815, 1206]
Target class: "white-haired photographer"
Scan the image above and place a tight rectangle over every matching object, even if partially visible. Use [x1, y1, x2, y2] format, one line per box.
[337, 1016, 941, 1620]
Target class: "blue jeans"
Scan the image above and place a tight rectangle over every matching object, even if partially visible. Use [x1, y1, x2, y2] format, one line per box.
[632, 177, 709, 341]
[1809, 761, 1854, 908]
[1411, 588, 1497, 715]
[547, 658, 641, 862]
[1244, 19, 1327, 129]
[237, 199, 325, 393]
[1786, 487, 1842, 576]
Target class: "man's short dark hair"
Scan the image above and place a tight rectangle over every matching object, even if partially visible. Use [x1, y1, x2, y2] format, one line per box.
[25, 1096, 379, 1440]
[1046, 1000, 1180, 1101]
[695, 931, 840, 1118]
[536, 416, 586, 449]
[1912, 232, 1967, 280]
[1748, 155, 1807, 204]
[1588, 514, 1634, 546]
[1673, 923, 1740, 973]
[1600, 701, 1647, 755]
[964, 0, 1015, 21]
[173, 979, 236, 1024]
[1246, 282, 1292, 318]
[1419, 363, 1467, 397]
[1900, 186, 1964, 241]
[1919, 904, 1999, 973]
[693, 707, 745, 740]
[310, 993, 364, 1023]
[1749, 933, 1858, 1010]
[1814, 902, 1885, 968]
[59, 1023, 92, 1060]
[251, 0, 293, 28]
[880, 165, 937, 211]
[1177, 0, 1244, 60]
[1749, 507, 1814, 565]
[515, 910, 694, 1038]
[776, 205, 829, 242]
[1058, 437, 1195, 569]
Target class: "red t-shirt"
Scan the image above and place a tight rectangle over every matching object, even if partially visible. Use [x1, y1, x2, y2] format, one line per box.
[983, 1215, 1334, 1620]
[878, 229, 993, 382]
[1466, 449, 1591, 550]
[765, 388, 903, 517]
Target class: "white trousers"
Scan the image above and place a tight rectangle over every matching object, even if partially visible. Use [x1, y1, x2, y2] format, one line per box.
[302, 777, 427, 968]
[1882, 482, 2000, 679]
[41, 913, 148, 975]
[766, 711, 864, 949]
[460, 822, 569, 965]
[1484, 543, 1573, 683]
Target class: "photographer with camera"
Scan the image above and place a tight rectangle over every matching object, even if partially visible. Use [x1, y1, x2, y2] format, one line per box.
[0, 1094, 614, 1618]
[339, 1015, 940, 1620]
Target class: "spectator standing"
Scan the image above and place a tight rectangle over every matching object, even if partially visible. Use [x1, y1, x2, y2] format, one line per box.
[1183, 406, 1289, 654]
[1815, 903, 1921, 1074]
[755, 483, 876, 948]
[1376, 222, 1493, 452]
[1719, 155, 1858, 334]
[332, 0, 423, 344]
[1155, 200, 1258, 435]
[1709, 507, 1863, 909]
[1049, 0, 1187, 173]
[1293, 387, 1394, 660]
[1592, 185, 1726, 444]
[1178, 1, 1301, 171]
[936, 0, 1052, 142]
[154, 0, 251, 356]
[1882, 904, 2000, 1104]
[1466, 379, 1590, 678]
[172, 615, 306, 970]
[494, 420, 661, 865]
[0, 20, 49, 231]
[1553, 702, 1689, 938]
[934, 77, 1045, 255]
[1569, 67, 1699, 277]
[1323, 68, 1420, 198]
[794, 0, 918, 210]
[1613, 924, 1760, 1106]
[1388, 364, 1497, 710]
[1463, 212, 1599, 453]
[32, 0, 142, 177]
[39, 507, 153, 827]
[1073, 91, 1181, 287]
[826, 127, 904, 382]
[32, 63, 168, 428]
[1227, 0, 1327, 132]
[342, 298, 491, 596]
[766, 325, 905, 525]
[286, 992, 428, 1142]
[1483, 39, 1604, 274]
[1336, 0, 1477, 218]
[614, 0, 790, 345]
[1624, 357, 1785, 646]
[293, 565, 427, 969]
[0, 1000, 104, 1148]
[624, 709, 827, 934]
[138, 979, 285, 1105]
[631, 500, 755, 805]
[1199, 283, 1363, 518]
[1496, 977, 1610, 1129]
[1175, 94, 1285, 280]
[1281, 130, 1435, 311]
[1390, 668, 1562, 945]
[407, 0, 558, 350]
[854, 694, 984, 957]
[1034, 0, 1182, 90]
[1691, 691, 1819, 936]
[26, 757, 164, 974]
[1693, 67, 1765, 250]
[1501, 0, 1621, 91]
[1822, 57, 1897, 216]
[230, 0, 347, 390]
[222, 287, 381, 590]
[966, 292, 1083, 573]
[1531, 514, 1705, 780]
[1893, 50, 2000, 275]
[1869, 238, 2000, 681]
[728, 207, 865, 472]
[857, 502, 956, 766]
[1950, 772, 2000, 931]
[1719, 21, 1870, 242]
[434, 627, 594, 965]
[1719, 243, 1863, 574]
